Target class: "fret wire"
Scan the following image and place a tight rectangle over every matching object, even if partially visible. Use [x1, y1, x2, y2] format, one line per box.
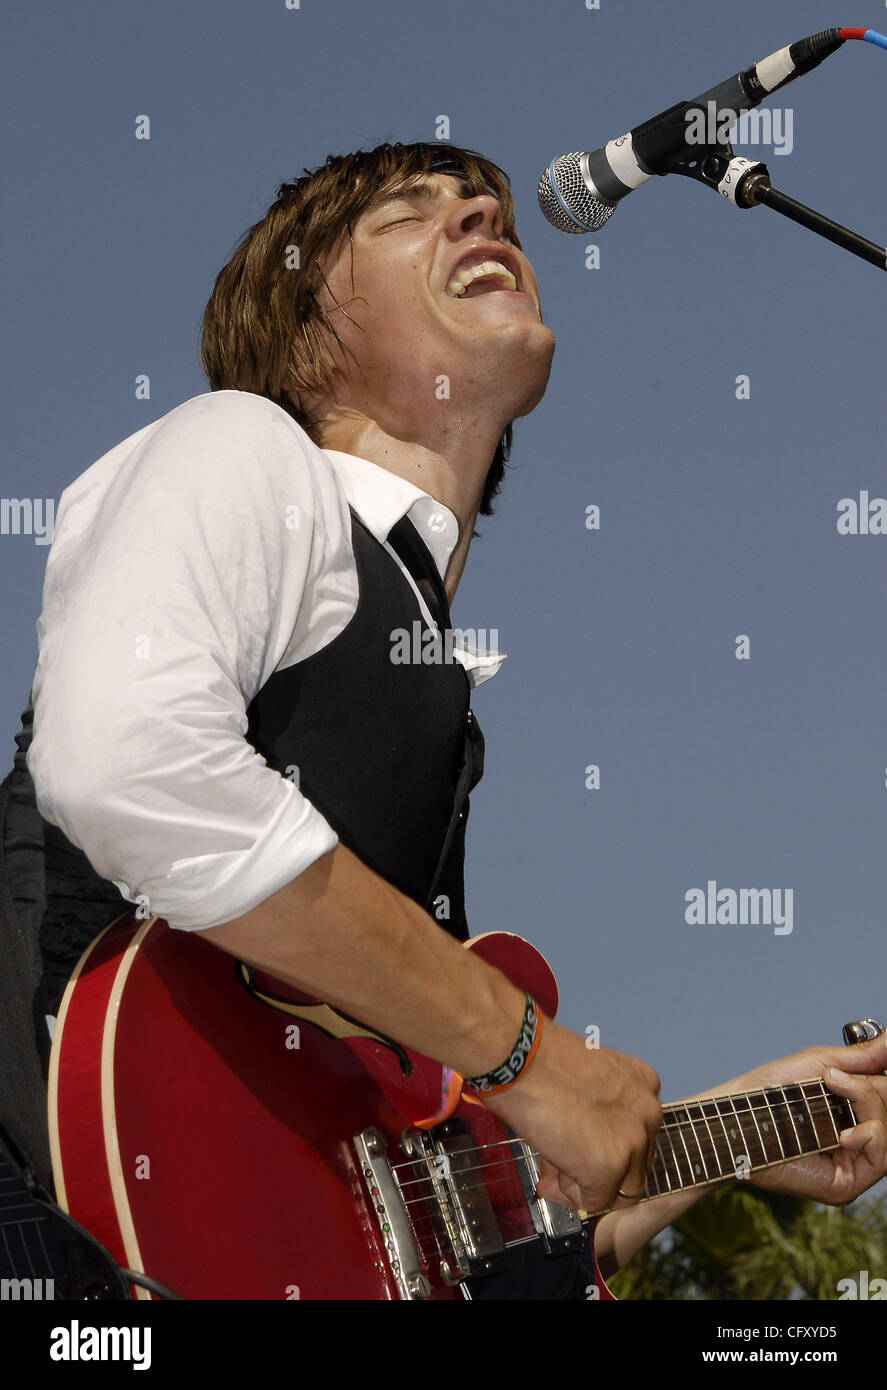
[650, 1145, 664, 1200]
[781, 1084, 802, 1155]
[758, 1087, 781, 1159]
[659, 1124, 679, 1192]
[688, 1103, 712, 1184]
[697, 1101, 722, 1180]
[717, 1095, 744, 1175]
[766, 1089, 786, 1161]
[675, 1106, 697, 1186]
[747, 1091, 778, 1164]
[801, 1080, 828, 1149]
[728, 1092, 757, 1170]
[746, 1089, 769, 1163]
[817, 1078, 841, 1143]
[800, 1078, 823, 1145]
[678, 1103, 703, 1182]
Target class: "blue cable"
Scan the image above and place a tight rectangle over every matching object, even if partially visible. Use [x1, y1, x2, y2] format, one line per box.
[861, 29, 887, 51]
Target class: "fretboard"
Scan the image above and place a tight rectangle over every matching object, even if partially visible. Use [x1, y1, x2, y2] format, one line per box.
[644, 1078, 855, 1199]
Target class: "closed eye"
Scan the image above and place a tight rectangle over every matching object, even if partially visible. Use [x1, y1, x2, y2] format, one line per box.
[380, 215, 423, 230]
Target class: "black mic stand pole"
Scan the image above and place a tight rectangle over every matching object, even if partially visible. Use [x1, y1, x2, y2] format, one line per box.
[670, 145, 887, 273]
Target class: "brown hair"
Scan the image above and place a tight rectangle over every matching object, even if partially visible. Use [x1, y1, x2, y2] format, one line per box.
[200, 141, 523, 517]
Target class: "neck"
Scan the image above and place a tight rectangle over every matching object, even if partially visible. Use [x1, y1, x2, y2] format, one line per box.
[315, 411, 501, 601]
[641, 1077, 855, 1200]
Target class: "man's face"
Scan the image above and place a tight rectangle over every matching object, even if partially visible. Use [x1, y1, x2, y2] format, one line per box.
[308, 172, 555, 438]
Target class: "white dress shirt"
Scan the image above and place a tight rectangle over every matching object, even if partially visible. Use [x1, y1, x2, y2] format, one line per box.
[27, 391, 505, 931]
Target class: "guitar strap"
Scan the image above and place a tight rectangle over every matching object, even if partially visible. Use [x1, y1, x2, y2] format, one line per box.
[385, 516, 485, 915]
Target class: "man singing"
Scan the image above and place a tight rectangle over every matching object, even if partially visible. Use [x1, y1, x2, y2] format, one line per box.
[11, 141, 887, 1299]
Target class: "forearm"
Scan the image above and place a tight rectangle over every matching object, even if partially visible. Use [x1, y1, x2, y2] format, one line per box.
[202, 841, 526, 1078]
[593, 1186, 708, 1280]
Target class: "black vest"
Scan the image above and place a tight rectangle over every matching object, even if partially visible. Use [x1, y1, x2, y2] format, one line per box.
[5, 507, 485, 1020]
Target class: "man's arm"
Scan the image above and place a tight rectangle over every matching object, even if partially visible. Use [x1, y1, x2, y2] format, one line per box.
[203, 839, 664, 1219]
[29, 394, 345, 930]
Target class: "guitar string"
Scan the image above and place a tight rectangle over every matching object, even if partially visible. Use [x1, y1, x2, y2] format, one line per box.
[397, 1109, 847, 1187]
[394, 1089, 856, 1223]
[390, 1116, 848, 1190]
[387, 1081, 845, 1163]
[389, 1110, 850, 1212]
[392, 1113, 849, 1203]
[387, 1089, 850, 1178]
[384, 1086, 851, 1234]
[392, 1125, 852, 1216]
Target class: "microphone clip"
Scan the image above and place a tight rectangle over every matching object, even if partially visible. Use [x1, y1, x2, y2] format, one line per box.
[668, 139, 770, 209]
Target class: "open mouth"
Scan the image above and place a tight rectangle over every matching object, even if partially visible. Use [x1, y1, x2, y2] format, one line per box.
[446, 256, 519, 299]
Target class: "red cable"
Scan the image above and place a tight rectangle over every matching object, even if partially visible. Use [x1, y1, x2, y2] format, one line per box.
[838, 27, 868, 40]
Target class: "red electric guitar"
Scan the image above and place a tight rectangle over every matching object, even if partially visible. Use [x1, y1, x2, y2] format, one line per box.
[47, 912, 868, 1300]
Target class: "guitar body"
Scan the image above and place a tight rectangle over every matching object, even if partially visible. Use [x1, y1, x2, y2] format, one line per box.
[48, 914, 613, 1301]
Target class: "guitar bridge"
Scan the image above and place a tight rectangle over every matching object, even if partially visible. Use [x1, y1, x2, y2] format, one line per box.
[354, 1118, 587, 1297]
[402, 1118, 507, 1280]
[354, 1119, 508, 1297]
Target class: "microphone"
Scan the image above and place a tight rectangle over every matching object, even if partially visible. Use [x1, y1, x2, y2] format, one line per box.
[539, 28, 847, 233]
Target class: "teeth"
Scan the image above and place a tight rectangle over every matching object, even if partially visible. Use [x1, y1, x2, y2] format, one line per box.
[446, 258, 518, 298]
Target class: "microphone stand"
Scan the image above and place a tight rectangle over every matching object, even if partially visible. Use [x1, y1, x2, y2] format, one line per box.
[671, 144, 886, 273]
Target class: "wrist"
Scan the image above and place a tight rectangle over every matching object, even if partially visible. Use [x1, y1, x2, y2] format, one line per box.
[446, 972, 529, 1081]
[463, 993, 544, 1099]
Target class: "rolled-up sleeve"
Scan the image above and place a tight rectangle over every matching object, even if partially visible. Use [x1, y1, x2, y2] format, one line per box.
[28, 392, 342, 929]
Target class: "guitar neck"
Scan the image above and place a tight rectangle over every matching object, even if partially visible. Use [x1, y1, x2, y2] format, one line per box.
[642, 1077, 855, 1200]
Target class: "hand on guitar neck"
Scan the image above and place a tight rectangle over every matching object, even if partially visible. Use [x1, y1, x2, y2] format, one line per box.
[693, 1032, 887, 1205]
[581, 1028, 887, 1278]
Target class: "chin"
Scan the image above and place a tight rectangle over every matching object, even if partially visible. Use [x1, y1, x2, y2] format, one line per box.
[511, 339, 556, 419]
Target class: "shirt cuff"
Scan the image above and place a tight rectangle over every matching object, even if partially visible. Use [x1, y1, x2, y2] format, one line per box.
[110, 781, 340, 931]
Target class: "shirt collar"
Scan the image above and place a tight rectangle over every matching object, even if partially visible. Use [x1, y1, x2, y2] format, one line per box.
[321, 448, 459, 583]
[321, 447, 506, 689]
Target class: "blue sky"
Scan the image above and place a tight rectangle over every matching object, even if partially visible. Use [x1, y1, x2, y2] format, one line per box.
[3, 0, 886, 1104]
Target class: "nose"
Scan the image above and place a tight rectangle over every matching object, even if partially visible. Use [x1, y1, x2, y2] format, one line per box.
[444, 192, 505, 241]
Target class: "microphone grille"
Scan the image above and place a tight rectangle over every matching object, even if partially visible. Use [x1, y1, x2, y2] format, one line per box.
[538, 153, 617, 233]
